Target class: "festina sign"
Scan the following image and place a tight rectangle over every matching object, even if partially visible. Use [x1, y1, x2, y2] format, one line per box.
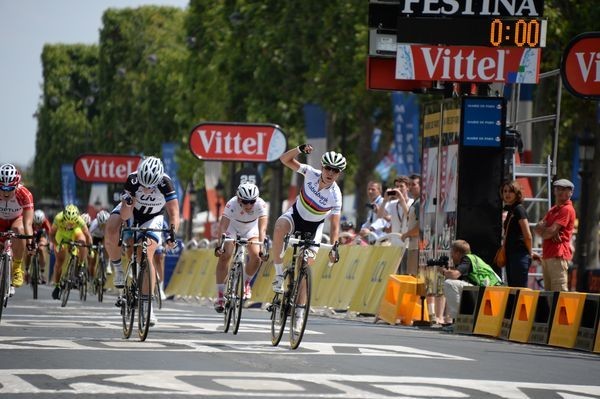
[74, 154, 141, 183]
[561, 32, 600, 100]
[189, 122, 288, 162]
[396, 44, 541, 83]
[398, 0, 544, 17]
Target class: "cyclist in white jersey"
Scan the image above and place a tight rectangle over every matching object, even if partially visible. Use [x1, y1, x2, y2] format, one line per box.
[271, 144, 344, 293]
[88, 210, 111, 276]
[213, 182, 269, 312]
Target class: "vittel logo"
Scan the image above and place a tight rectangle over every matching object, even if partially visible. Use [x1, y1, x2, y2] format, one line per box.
[195, 129, 267, 156]
[562, 33, 600, 100]
[74, 154, 142, 183]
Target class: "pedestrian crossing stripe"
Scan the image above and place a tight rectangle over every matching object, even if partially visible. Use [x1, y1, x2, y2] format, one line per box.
[1, 370, 599, 397]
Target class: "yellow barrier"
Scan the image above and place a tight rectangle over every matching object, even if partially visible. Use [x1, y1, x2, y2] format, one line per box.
[311, 249, 338, 307]
[574, 294, 600, 352]
[327, 246, 372, 311]
[508, 289, 540, 343]
[376, 274, 428, 325]
[473, 286, 512, 337]
[349, 246, 403, 315]
[500, 288, 529, 340]
[595, 326, 600, 353]
[548, 292, 586, 349]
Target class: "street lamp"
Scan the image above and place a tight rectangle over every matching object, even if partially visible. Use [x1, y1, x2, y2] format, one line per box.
[576, 133, 595, 292]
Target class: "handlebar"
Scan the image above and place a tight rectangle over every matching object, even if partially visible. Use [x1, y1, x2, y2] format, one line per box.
[0, 231, 34, 240]
[118, 224, 175, 247]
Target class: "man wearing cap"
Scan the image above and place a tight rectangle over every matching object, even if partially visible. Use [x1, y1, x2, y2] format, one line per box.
[533, 179, 576, 291]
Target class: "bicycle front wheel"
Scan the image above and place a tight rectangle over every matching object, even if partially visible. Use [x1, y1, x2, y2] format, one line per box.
[79, 267, 88, 302]
[60, 257, 77, 308]
[137, 257, 152, 341]
[222, 268, 234, 333]
[231, 263, 244, 335]
[0, 255, 9, 322]
[31, 254, 39, 300]
[270, 271, 291, 346]
[290, 266, 311, 350]
[96, 259, 105, 303]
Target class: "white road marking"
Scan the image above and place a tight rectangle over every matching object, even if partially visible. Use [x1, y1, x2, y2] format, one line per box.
[1, 370, 599, 398]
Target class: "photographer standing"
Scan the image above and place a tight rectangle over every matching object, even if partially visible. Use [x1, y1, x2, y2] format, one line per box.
[359, 181, 385, 243]
[442, 240, 503, 327]
[378, 176, 413, 236]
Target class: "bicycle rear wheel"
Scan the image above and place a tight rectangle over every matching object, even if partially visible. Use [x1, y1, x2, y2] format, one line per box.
[270, 271, 291, 346]
[154, 270, 162, 310]
[231, 263, 244, 335]
[60, 257, 77, 308]
[222, 267, 234, 333]
[31, 254, 39, 300]
[290, 266, 311, 350]
[137, 257, 152, 341]
[0, 256, 9, 322]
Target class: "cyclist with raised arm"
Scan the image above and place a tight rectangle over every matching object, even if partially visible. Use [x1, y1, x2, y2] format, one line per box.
[104, 156, 180, 326]
[49, 204, 92, 300]
[26, 209, 52, 284]
[213, 182, 269, 313]
[0, 163, 35, 294]
[271, 145, 343, 297]
[88, 210, 111, 278]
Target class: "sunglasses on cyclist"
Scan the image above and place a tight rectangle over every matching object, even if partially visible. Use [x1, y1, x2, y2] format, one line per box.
[240, 199, 256, 205]
[0, 185, 16, 192]
[323, 165, 341, 173]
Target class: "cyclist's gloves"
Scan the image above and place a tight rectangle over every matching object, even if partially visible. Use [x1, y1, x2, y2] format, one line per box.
[121, 192, 133, 205]
[26, 242, 36, 252]
[214, 247, 224, 257]
[259, 251, 269, 262]
[298, 144, 311, 154]
[329, 241, 340, 263]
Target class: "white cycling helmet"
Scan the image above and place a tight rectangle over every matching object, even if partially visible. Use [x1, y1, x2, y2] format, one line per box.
[33, 209, 46, 225]
[137, 156, 164, 188]
[81, 213, 91, 226]
[0, 163, 21, 187]
[321, 151, 347, 171]
[236, 182, 259, 201]
[96, 210, 110, 225]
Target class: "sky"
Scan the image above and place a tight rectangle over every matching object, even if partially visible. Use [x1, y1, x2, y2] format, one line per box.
[0, 0, 188, 168]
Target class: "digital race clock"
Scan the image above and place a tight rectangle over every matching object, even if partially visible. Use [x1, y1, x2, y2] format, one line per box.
[396, 17, 547, 48]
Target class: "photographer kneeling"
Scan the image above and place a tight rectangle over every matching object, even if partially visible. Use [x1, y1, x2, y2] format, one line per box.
[442, 240, 503, 328]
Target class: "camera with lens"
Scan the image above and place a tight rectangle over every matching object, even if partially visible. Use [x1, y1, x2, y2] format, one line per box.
[426, 255, 449, 267]
[386, 189, 397, 196]
[365, 203, 376, 210]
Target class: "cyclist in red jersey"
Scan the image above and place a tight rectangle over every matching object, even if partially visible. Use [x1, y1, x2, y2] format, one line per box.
[0, 164, 35, 290]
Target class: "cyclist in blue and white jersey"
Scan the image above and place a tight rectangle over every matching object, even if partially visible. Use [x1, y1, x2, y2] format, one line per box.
[104, 156, 180, 326]
[271, 144, 344, 293]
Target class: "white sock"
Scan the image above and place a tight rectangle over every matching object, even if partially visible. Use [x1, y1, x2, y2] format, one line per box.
[274, 263, 283, 276]
[159, 281, 164, 291]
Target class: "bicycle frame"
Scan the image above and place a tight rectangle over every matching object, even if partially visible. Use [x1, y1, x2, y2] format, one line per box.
[0, 231, 34, 321]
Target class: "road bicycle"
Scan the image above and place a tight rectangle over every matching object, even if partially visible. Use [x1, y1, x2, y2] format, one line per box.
[117, 224, 174, 342]
[268, 232, 338, 349]
[91, 242, 108, 302]
[27, 232, 49, 300]
[59, 240, 90, 308]
[123, 241, 164, 310]
[0, 231, 34, 322]
[216, 234, 269, 335]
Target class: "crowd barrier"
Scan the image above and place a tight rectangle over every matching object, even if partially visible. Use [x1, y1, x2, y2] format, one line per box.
[165, 245, 404, 315]
[454, 286, 600, 353]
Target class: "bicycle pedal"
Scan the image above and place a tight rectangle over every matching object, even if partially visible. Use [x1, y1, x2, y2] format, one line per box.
[266, 304, 273, 312]
[115, 297, 124, 307]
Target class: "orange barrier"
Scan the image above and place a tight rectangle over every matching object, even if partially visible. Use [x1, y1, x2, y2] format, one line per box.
[454, 286, 483, 335]
[499, 288, 528, 340]
[376, 275, 428, 326]
[473, 286, 512, 337]
[574, 294, 600, 352]
[595, 325, 600, 353]
[528, 291, 558, 345]
[508, 290, 540, 343]
[548, 292, 587, 349]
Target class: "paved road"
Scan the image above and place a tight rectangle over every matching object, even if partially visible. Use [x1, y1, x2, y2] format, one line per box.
[1, 284, 599, 398]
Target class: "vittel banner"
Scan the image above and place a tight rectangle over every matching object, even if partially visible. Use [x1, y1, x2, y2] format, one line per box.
[561, 32, 600, 100]
[189, 122, 287, 162]
[398, 0, 544, 17]
[396, 44, 540, 83]
[73, 154, 142, 183]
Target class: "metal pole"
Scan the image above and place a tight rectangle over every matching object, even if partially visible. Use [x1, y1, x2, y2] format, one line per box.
[576, 165, 590, 292]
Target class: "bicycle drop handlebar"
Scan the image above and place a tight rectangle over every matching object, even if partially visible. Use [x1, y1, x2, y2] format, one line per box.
[117, 224, 175, 247]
